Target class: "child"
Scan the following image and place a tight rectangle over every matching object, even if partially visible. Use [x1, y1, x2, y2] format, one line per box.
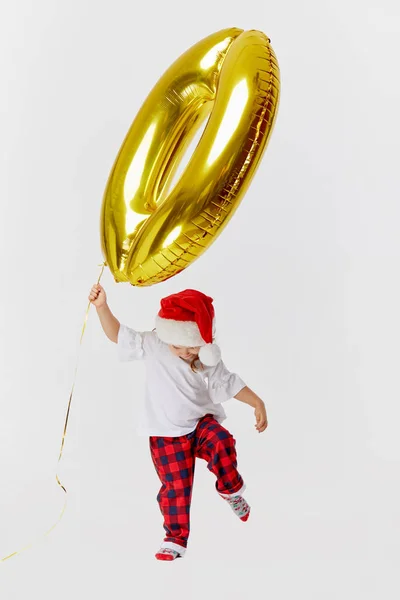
[89, 284, 268, 561]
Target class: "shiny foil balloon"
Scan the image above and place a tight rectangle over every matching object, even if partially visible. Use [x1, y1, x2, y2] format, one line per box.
[100, 27, 280, 286]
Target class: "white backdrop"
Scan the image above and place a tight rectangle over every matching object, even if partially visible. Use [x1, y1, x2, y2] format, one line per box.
[1, 0, 399, 598]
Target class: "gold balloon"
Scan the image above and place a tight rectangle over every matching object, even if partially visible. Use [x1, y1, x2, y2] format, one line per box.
[100, 27, 280, 286]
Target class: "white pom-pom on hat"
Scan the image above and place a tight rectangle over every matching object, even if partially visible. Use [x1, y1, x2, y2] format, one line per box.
[198, 343, 221, 367]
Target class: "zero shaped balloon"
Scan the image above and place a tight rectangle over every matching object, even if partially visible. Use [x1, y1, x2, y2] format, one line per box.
[100, 27, 280, 287]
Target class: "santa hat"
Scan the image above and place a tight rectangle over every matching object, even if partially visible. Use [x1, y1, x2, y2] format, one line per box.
[155, 289, 221, 366]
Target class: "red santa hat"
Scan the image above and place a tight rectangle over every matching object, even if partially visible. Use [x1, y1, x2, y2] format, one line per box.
[155, 289, 222, 366]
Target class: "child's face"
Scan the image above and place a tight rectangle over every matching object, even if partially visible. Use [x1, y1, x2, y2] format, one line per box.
[169, 345, 200, 361]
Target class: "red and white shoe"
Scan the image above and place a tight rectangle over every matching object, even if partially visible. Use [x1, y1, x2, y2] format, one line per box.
[155, 547, 182, 561]
[221, 494, 251, 521]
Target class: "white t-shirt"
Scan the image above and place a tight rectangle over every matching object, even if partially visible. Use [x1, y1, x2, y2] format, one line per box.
[117, 324, 246, 437]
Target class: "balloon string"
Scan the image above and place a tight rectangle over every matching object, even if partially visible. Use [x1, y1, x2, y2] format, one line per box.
[1, 262, 107, 563]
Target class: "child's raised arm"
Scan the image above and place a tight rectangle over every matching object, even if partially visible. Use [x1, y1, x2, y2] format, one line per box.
[89, 284, 120, 343]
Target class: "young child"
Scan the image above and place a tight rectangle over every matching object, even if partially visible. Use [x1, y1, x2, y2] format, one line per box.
[89, 284, 268, 561]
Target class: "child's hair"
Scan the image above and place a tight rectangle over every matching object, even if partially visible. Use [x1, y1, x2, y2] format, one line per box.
[190, 357, 204, 373]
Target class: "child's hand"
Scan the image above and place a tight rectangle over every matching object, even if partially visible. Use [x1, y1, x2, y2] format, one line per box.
[89, 284, 107, 308]
[254, 401, 268, 433]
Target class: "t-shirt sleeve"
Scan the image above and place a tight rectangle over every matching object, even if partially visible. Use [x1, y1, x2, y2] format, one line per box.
[117, 324, 155, 361]
[206, 360, 246, 404]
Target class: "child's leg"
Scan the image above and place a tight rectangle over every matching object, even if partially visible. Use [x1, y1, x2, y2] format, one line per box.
[194, 415, 250, 520]
[193, 415, 244, 495]
[149, 435, 195, 557]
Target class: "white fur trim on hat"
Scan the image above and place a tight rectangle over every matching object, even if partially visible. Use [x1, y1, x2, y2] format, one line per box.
[155, 315, 216, 348]
[155, 315, 205, 347]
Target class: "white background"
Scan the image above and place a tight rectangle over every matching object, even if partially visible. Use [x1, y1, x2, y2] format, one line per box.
[1, 0, 399, 598]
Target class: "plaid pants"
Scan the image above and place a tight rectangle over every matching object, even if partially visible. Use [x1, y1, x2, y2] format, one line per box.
[149, 414, 245, 552]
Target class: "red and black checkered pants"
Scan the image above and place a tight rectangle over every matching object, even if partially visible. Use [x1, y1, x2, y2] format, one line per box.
[149, 413, 244, 550]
